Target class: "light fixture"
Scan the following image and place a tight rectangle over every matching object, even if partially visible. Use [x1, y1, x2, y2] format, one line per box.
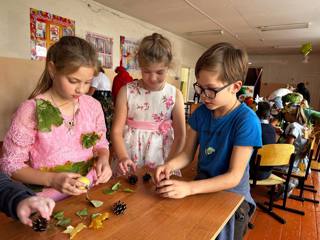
[257, 22, 310, 32]
[185, 29, 224, 36]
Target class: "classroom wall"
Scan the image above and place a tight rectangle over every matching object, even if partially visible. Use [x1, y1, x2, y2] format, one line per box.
[0, 0, 205, 140]
[250, 54, 320, 110]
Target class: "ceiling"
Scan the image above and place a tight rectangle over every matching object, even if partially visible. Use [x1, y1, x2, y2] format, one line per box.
[94, 0, 320, 54]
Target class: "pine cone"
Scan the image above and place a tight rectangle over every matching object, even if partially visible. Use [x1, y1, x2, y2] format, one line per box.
[143, 173, 152, 182]
[128, 175, 138, 185]
[32, 216, 48, 232]
[112, 201, 127, 215]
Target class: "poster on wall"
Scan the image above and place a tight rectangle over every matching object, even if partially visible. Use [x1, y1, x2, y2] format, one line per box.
[30, 8, 75, 60]
[120, 36, 139, 70]
[86, 32, 113, 69]
[238, 85, 255, 101]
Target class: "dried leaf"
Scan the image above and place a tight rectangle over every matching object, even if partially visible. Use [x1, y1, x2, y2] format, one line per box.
[53, 211, 64, 220]
[90, 200, 104, 208]
[102, 189, 115, 195]
[76, 208, 88, 218]
[123, 188, 135, 193]
[56, 218, 71, 227]
[111, 182, 121, 191]
[62, 225, 74, 234]
[89, 212, 110, 229]
[70, 223, 87, 239]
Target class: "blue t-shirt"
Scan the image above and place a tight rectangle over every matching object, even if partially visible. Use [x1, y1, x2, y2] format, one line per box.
[188, 103, 262, 205]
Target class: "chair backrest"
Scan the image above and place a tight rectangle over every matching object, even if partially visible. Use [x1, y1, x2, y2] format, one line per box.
[257, 144, 295, 167]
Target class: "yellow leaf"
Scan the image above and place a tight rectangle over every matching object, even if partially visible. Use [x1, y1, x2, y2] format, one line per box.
[70, 223, 87, 239]
[89, 212, 110, 229]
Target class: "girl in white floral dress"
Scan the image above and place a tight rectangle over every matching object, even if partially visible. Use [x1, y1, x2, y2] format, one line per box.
[111, 33, 186, 175]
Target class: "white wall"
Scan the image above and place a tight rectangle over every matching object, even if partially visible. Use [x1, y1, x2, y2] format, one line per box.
[0, 0, 205, 78]
[250, 54, 320, 110]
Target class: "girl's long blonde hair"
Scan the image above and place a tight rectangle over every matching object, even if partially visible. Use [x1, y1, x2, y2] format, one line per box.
[29, 36, 98, 99]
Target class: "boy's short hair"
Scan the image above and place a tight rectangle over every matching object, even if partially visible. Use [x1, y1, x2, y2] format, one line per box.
[195, 42, 248, 83]
[256, 101, 271, 120]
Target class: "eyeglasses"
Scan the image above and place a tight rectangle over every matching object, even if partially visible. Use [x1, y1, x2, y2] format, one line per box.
[193, 82, 234, 99]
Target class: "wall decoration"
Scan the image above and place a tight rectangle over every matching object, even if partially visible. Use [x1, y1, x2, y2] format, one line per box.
[238, 85, 254, 101]
[86, 32, 113, 68]
[120, 36, 139, 70]
[30, 8, 75, 60]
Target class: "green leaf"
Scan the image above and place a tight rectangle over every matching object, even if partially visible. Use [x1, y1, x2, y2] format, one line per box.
[76, 208, 88, 217]
[53, 211, 64, 220]
[205, 147, 215, 155]
[123, 188, 135, 193]
[111, 182, 121, 191]
[57, 218, 71, 227]
[90, 200, 104, 208]
[36, 99, 63, 132]
[91, 213, 102, 219]
[102, 189, 115, 195]
[81, 132, 101, 149]
[42, 159, 94, 176]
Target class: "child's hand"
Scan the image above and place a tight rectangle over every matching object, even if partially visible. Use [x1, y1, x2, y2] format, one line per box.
[118, 157, 137, 175]
[50, 172, 87, 195]
[95, 156, 112, 184]
[156, 179, 192, 199]
[16, 196, 55, 227]
[154, 163, 174, 184]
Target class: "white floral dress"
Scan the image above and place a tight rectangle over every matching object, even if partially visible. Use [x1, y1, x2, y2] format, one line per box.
[123, 80, 176, 168]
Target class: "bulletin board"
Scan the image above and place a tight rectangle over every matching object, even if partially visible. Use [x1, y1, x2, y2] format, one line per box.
[30, 8, 75, 60]
[86, 32, 113, 68]
[120, 36, 139, 70]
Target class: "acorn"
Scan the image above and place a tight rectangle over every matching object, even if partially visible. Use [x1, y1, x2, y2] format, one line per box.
[32, 216, 48, 232]
[128, 175, 138, 185]
[112, 201, 127, 215]
[142, 173, 152, 182]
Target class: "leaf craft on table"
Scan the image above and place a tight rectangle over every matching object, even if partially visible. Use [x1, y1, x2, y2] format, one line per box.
[102, 188, 115, 195]
[103, 181, 122, 195]
[91, 213, 102, 219]
[36, 99, 63, 132]
[89, 200, 104, 208]
[62, 225, 74, 234]
[64, 223, 87, 240]
[89, 212, 110, 229]
[111, 181, 121, 191]
[56, 218, 71, 227]
[81, 132, 101, 148]
[53, 211, 71, 227]
[53, 211, 64, 220]
[123, 188, 135, 193]
[76, 208, 88, 218]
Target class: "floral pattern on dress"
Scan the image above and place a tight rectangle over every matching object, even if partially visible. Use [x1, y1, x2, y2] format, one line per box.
[119, 80, 176, 169]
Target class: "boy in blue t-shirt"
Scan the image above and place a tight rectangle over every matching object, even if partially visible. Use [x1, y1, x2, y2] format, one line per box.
[155, 42, 262, 240]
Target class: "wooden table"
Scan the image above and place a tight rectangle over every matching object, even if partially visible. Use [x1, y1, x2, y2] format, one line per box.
[0, 174, 244, 240]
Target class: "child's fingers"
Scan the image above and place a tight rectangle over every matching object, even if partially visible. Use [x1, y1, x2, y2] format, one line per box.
[156, 185, 174, 194]
[119, 163, 127, 175]
[165, 169, 171, 180]
[155, 167, 165, 183]
[66, 172, 82, 179]
[157, 179, 173, 187]
[160, 189, 176, 198]
[96, 163, 102, 178]
[47, 199, 55, 218]
[18, 208, 32, 226]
